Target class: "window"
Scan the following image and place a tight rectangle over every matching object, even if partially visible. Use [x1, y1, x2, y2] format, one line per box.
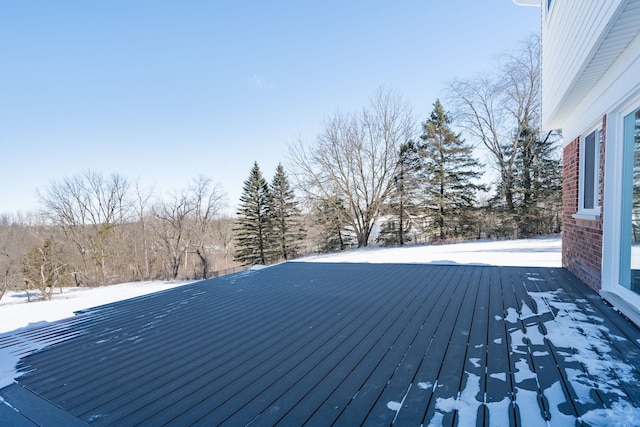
[619, 106, 640, 294]
[576, 128, 601, 218]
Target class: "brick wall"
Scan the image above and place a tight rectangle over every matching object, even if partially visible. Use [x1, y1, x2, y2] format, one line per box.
[561, 116, 606, 291]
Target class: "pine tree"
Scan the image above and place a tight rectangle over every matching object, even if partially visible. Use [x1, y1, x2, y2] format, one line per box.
[313, 196, 353, 252]
[513, 126, 562, 236]
[418, 100, 484, 241]
[270, 164, 306, 261]
[234, 162, 273, 266]
[380, 141, 422, 245]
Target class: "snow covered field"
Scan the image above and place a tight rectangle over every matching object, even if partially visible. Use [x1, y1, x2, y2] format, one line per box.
[0, 236, 561, 335]
[0, 280, 195, 334]
[296, 235, 562, 267]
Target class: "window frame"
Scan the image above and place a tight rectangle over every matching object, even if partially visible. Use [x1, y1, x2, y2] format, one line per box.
[574, 127, 602, 220]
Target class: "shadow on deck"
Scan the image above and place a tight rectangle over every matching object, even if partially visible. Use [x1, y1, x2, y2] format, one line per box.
[1, 263, 640, 426]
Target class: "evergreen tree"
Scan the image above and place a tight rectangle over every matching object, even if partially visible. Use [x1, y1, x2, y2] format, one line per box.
[270, 164, 306, 260]
[418, 100, 484, 241]
[513, 126, 562, 236]
[313, 196, 353, 252]
[380, 140, 422, 245]
[234, 162, 273, 265]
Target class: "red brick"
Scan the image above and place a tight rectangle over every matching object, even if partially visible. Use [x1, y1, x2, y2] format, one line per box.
[561, 117, 606, 292]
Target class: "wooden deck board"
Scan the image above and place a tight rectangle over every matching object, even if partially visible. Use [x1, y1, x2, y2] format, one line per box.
[267, 266, 449, 427]
[2, 262, 640, 426]
[390, 266, 475, 426]
[543, 267, 640, 407]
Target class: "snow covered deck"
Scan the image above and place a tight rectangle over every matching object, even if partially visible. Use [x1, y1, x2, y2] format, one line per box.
[1, 262, 640, 426]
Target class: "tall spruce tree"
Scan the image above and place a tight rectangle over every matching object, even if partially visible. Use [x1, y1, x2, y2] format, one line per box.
[270, 164, 305, 260]
[418, 100, 484, 241]
[234, 162, 273, 265]
[313, 196, 353, 252]
[512, 126, 562, 236]
[379, 141, 422, 245]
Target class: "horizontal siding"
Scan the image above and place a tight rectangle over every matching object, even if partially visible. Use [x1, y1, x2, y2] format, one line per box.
[542, 0, 623, 128]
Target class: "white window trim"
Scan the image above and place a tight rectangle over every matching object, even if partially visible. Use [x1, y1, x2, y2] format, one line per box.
[574, 126, 602, 220]
[602, 93, 640, 305]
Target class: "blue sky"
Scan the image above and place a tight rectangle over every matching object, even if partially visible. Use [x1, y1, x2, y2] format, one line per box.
[0, 1, 540, 216]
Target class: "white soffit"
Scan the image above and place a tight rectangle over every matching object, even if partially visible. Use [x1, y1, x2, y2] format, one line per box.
[554, 0, 640, 126]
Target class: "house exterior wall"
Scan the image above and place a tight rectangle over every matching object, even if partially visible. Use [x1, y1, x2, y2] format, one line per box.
[523, 0, 640, 321]
[561, 116, 606, 292]
[542, 0, 625, 129]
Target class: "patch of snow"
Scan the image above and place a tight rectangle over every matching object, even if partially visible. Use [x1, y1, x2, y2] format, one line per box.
[505, 307, 519, 323]
[566, 368, 595, 404]
[432, 373, 481, 426]
[0, 327, 83, 388]
[493, 338, 502, 344]
[386, 383, 412, 423]
[295, 236, 561, 268]
[528, 289, 637, 395]
[514, 358, 536, 383]
[386, 401, 401, 411]
[519, 302, 536, 321]
[417, 381, 432, 390]
[0, 280, 193, 334]
[489, 372, 506, 382]
[426, 412, 444, 427]
[580, 399, 640, 426]
[515, 387, 548, 427]
[0, 395, 19, 412]
[524, 325, 546, 347]
[469, 358, 481, 368]
[485, 397, 510, 426]
[544, 381, 578, 426]
[88, 413, 109, 422]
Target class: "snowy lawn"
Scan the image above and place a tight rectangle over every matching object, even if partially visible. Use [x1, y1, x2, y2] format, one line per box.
[296, 235, 561, 267]
[0, 280, 194, 334]
[0, 236, 561, 336]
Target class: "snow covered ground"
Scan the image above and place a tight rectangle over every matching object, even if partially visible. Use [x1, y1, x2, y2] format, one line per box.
[0, 280, 195, 334]
[0, 236, 561, 335]
[296, 235, 562, 267]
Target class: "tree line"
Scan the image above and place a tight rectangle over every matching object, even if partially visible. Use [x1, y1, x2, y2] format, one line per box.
[0, 173, 234, 300]
[283, 36, 560, 252]
[0, 35, 561, 301]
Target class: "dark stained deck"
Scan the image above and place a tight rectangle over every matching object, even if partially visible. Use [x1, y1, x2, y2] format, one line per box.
[1, 263, 640, 426]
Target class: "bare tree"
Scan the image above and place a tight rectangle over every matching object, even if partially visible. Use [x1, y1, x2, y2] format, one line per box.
[0, 214, 33, 300]
[210, 216, 236, 271]
[131, 182, 154, 280]
[190, 176, 226, 278]
[22, 237, 70, 301]
[37, 170, 133, 285]
[290, 88, 415, 247]
[152, 176, 225, 279]
[448, 35, 541, 236]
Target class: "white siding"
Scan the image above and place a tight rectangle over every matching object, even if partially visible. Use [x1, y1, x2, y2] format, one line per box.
[542, 0, 624, 129]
